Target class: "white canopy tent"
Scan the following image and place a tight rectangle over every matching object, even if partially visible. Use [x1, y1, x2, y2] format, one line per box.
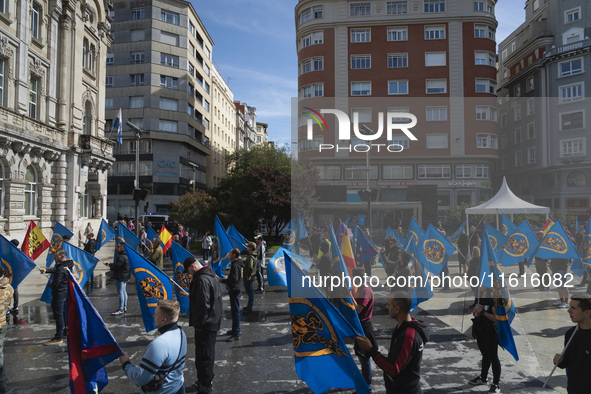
[465, 177, 550, 231]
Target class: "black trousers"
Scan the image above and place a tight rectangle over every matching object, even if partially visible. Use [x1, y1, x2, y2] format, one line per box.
[476, 330, 501, 385]
[194, 329, 217, 393]
[255, 260, 264, 291]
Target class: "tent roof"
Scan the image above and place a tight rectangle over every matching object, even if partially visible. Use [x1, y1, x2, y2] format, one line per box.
[465, 177, 550, 215]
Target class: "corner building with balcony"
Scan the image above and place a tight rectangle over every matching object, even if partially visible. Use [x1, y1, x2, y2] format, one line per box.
[497, 0, 591, 216]
[0, 0, 114, 239]
[295, 0, 499, 228]
[105, 0, 213, 220]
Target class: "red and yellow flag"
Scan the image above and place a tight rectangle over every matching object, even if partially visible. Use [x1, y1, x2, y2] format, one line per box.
[340, 230, 356, 278]
[21, 220, 50, 260]
[542, 219, 554, 236]
[158, 226, 173, 253]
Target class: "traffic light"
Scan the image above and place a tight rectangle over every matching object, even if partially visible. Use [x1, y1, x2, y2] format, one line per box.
[144, 202, 149, 213]
[133, 188, 150, 202]
[357, 189, 378, 202]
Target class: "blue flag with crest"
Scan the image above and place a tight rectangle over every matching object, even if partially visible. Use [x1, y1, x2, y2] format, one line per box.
[530, 221, 580, 261]
[406, 217, 425, 250]
[407, 239, 434, 311]
[267, 248, 314, 287]
[46, 221, 75, 267]
[0, 234, 36, 289]
[282, 220, 296, 251]
[96, 219, 116, 252]
[385, 226, 407, 246]
[285, 253, 370, 394]
[124, 244, 173, 332]
[144, 225, 165, 257]
[497, 220, 538, 267]
[486, 224, 507, 254]
[211, 216, 234, 277]
[449, 221, 466, 243]
[500, 215, 517, 236]
[415, 224, 456, 276]
[169, 241, 193, 314]
[227, 225, 247, 252]
[116, 221, 141, 250]
[571, 219, 591, 277]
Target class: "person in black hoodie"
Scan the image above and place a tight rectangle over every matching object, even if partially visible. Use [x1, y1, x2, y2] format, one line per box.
[356, 290, 429, 394]
[39, 249, 74, 345]
[219, 248, 243, 342]
[105, 242, 131, 316]
[184, 256, 222, 394]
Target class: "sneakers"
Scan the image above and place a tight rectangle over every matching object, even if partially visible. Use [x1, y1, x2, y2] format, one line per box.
[559, 302, 570, 308]
[111, 309, 125, 316]
[552, 300, 563, 306]
[226, 334, 240, 342]
[469, 376, 488, 385]
[255, 289, 265, 294]
[43, 338, 64, 346]
[225, 330, 236, 336]
[488, 383, 500, 393]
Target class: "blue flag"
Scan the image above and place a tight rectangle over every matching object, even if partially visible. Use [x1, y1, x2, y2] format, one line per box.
[415, 224, 456, 276]
[486, 224, 507, 254]
[285, 253, 370, 394]
[296, 213, 308, 254]
[96, 219, 115, 252]
[531, 221, 580, 261]
[46, 222, 75, 267]
[66, 270, 123, 393]
[500, 215, 516, 236]
[145, 225, 165, 255]
[267, 247, 289, 287]
[169, 241, 194, 314]
[449, 221, 466, 243]
[479, 227, 519, 361]
[227, 225, 247, 252]
[407, 217, 425, 250]
[407, 239, 434, 311]
[124, 244, 173, 332]
[282, 220, 296, 251]
[116, 221, 141, 250]
[571, 219, 591, 277]
[211, 216, 234, 277]
[385, 226, 407, 246]
[41, 242, 99, 303]
[497, 220, 538, 267]
[355, 225, 379, 267]
[0, 234, 36, 289]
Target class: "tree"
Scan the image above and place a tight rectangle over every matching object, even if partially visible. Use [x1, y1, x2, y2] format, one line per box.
[169, 191, 218, 233]
[291, 157, 319, 219]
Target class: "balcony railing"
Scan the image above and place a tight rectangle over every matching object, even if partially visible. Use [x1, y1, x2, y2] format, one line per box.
[545, 39, 590, 58]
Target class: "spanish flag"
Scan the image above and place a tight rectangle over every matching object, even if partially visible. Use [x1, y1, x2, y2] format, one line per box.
[21, 220, 50, 260]
[158, 226, 173, 253]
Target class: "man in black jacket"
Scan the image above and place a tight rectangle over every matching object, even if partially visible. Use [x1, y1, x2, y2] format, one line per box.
[356, 291, 429, 394]
[184, 256, 222, 394]
[39, 249, 74, 345]
[105, 242, 131, 315]
[219, 248, 243, 342]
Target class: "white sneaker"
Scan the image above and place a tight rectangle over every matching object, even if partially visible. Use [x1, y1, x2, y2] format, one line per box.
[559, 302, 569, 308]
[552, 301, 562, 306]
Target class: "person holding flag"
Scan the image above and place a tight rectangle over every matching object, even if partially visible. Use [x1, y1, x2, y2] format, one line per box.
[39, 249, 74, 345]
[218, 248, 243, 342]
[352, 268, 377, 387]
[104, 242, 131, 316]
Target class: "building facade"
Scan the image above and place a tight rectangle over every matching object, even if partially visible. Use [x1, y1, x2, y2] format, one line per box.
[234, 101, 256, 152]
[105, 0, 213, 220]
[295, 0, 499, 228]
[498, 0, 591, 215]
[0, 0, 114, 239]
[255, 122, 269, 145]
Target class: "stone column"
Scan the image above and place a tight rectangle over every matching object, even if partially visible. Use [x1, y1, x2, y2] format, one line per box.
[4, 179, 26, 234]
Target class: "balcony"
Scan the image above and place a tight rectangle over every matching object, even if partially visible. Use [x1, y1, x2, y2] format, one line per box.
[545, 39, 590, 58]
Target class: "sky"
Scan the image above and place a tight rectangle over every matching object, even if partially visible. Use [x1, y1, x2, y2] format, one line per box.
[192, 0, 527, 150]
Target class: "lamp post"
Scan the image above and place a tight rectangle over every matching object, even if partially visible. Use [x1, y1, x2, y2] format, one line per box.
[127, 121, 147, 237]
[189, 162, 200, 192]
[360, 125, 374, 236]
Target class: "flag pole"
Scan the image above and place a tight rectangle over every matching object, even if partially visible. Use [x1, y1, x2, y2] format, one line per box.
[543, 325, 579, 388]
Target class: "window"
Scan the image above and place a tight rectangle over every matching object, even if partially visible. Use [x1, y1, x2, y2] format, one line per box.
[387, 1, 407, 14]
[515, 151, 522, 166]
[390, 136, 410, 149]
[475, 78, 496, 94]
[426, 79, 446, 94]
[105, 97, 113, 109]
[161, 10, 179, 25]
[159, 98, 178, 111]
[501, 49, 508, 60]
[351, 55, 371, 69]
[31, 3, 41, 40]
[129, 96, 144, 109]
[514, 128, 522, 143]
[131, 8, 145, 19]
[130, 74, 144, 86]
[475, 51, 495, 66]
[456, 164, 472, 178]
[299, 6, 323, 24]
[301, 31, 323, 48]
[560, 83, 584, 103]
[528, 147, 536, 164]
[567, 171, 587, 187]
[561, 138, 585, 157]
[474, 1, 484, 11]
[29, 77, 38, 119]
[130, 52, 144, 64]
[426, 107, 447, 121]
[388, 107, 410, 121]
[500, 134, 507, 148]
[560, 58, 583, 77]
[159, 119, 178, 133]
[418, 164, 450, 179]
[425, 52, 446, 66]
[351, 29, 371, 43]
[344, 165, 378, 180]
[387, 53, 407, 68]
[514, 105, 521, 121]
[424, 0, 445, 13]
[161, 53, 179, 68]
[527, 123, 535, 139]
[387, 27, 407, 41]
[0, 0, 5, 14]
[425, 26, 445, 40]
[24, 166, 37, 216]
[350, 2, 371, 16]
[105, 75, 113, 87]
[0, 162, 3, 217]
[0, 58, 4, 107]
[475, 24, 494, 39]
[388, 80, 408, 95]
[130, 29, 145, 41]
[426, 134, 448, 148]
[475, 164, 489, 178]
[526, 76, 534, 92]
[565, 8, 581, 23]
[299, 83, 323, 98]
[83, 101, 92, 135]
[501, 113, 507, 128]
[351, 82, 371, 96]
[476, 106, 498, 121]
[560, 111, 584, 131]
[477, 134, 497, 148]
[301, 57, 324, 74]
[160, 75, 178, 89]
[383, 165, 413, 179]
[514, 85, 521, 97]
[532, 0, 540, 12]
[316, 165, 341, 180]
[160, 32, 179, 46]
[106, 54, 114, 66]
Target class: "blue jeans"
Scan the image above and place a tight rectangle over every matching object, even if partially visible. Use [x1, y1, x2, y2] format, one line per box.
[115, 280, 128, 310]
[243, 278, 254, 310]
[228, 289, 241, 335]
[51, 297, 66, 340]
[203, 248, 210, 262]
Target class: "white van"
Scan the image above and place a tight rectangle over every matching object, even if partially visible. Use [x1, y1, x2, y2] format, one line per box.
[139, 215, 169, 232]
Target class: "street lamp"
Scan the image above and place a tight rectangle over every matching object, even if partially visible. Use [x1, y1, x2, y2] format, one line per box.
[189, 162, 200, 192]
[360, 124, 374, 236]
[127, 121, 148, 237]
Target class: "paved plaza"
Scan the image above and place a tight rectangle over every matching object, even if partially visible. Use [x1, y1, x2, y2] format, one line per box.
[2, 245, 581, 393]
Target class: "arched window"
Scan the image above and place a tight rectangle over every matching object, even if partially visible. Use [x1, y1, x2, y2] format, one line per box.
[567, 171, 587, 187]
[83, 100, 92, 135]
[0, 161, 5, 217]
[24, 165, 37, 216]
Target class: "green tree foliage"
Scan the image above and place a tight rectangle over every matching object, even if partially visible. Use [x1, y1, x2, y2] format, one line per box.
[169, 191, 218, 233]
